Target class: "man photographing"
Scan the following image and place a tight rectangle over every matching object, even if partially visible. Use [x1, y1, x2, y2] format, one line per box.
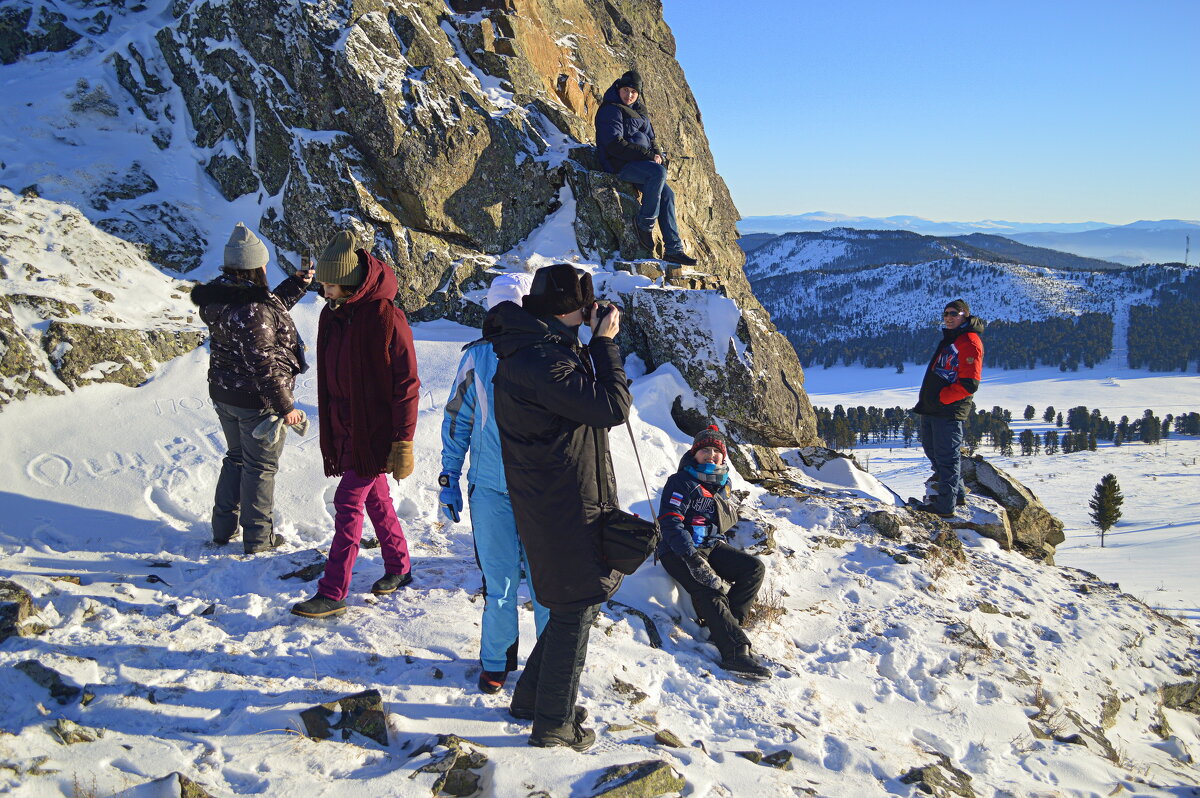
[483, 264, 632, 751]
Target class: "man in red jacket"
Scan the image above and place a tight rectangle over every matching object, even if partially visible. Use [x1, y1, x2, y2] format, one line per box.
[911, 299, 985, 519]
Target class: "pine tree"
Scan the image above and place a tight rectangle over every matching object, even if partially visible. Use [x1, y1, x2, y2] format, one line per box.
[1024, 405, 1036, 421]
[1043, 406, 1056, 423]
[1088, 474, 1124, 547]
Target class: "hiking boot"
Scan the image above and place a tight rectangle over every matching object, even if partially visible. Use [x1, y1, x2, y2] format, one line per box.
[509, 704, 588, 723]
[528, 718, 596, 752]
[633, 223, 655, 251]
[291, 595, 346, 618]
[956, 496, 967, 508]
[663, 250, 697, 266]
[478, 670, 509, 694]
[212, 530, 241, 546]
[371, 571, 413, 595]
[720, 646, 772, 681]
[907, 498, 955, 519]
[245, 534, 286, 555]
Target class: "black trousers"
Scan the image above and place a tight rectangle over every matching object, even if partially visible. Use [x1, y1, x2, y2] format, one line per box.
[511, 603, 599, 730]
[661, 542, 765, 657]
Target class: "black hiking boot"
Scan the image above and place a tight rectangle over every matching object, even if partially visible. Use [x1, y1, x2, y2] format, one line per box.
[245, 533, 286, 555]
[371, 571, 413, 595]
[478, 670, 509, 694]
[633, 223, 655, 251]
[663, 250, 697, 266]
[720, 645, 772, 681]
[509, 703, 588, 723]
[291, 595, 346, 618]
[529, 717, 596, 752]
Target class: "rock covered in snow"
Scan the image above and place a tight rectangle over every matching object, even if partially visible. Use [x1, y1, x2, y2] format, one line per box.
[0, 189, 205, 407]
[961, 454, 1065, 562]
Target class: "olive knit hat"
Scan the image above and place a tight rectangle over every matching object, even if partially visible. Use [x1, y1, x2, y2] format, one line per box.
[522, 264, 594, 317]
[314, 231, 365, 286]
[223, 222, 269, 270]
[945, 298, 970, 316]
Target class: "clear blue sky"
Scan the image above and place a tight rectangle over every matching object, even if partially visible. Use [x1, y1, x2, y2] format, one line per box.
[663, 0, 1200, 223]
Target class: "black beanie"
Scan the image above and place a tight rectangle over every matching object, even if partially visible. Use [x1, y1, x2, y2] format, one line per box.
[522, 264, 595, 317]
[945, 298, 970, 316]
[616, 70, 643, 93]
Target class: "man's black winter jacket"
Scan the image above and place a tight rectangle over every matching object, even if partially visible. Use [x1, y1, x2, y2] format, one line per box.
[484, 301, 632, 611]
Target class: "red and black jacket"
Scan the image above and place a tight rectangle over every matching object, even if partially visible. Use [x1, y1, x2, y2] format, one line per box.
[914, 316, 985, 421]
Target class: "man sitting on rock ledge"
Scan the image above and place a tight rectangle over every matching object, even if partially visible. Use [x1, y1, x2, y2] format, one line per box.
[595, 69, 698, 267]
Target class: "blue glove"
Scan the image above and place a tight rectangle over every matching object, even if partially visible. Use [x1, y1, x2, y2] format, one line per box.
[438, 473, 462, 524]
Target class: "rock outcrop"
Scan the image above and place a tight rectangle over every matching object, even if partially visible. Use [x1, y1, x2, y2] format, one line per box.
[961, 455, 1066, 563]
[2, 0, 819, 445]
[0, 189, 205, 408]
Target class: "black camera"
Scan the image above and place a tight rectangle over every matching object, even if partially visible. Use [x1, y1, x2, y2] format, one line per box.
[583, 299, 616, 323]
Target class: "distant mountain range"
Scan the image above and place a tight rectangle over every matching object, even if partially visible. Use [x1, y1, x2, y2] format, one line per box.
[743, 227, 1198, 371]
[738, 213, 1200, 266]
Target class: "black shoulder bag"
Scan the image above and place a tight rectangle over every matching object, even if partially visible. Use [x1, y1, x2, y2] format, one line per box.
[598, 420, 661, 575]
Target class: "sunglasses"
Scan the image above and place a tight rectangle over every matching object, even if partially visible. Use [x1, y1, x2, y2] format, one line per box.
[943, 311, 964, 318]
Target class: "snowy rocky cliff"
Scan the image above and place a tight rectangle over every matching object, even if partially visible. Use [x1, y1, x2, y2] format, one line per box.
[0, 0, 815, 452]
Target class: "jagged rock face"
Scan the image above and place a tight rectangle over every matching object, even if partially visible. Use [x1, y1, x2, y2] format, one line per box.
[6, 0, 818, 445]
[962, 455, 1066, 562]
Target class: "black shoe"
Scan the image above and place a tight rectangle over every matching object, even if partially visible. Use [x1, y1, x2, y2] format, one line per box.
[212, 530, 240, 546]
[291, 595, 347, 618]
[720, 646, 772, 681]
[478, 670, 508, 694]
[663, 250, 697, 266]
[909, 501, 955, 519]
[633, 223, 655, 251]
[956, 497, 967, 507]
[509, 704, 588, 723]
[529, 718, 596, 752]
[371, 571, 412, 595]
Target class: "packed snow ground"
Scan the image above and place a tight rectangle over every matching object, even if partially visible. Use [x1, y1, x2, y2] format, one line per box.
[2, 304, 1199, 796]
[805, 363, 1200, 622]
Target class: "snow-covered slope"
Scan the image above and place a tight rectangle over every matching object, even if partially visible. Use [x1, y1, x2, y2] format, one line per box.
[1, 307, 1198, 796]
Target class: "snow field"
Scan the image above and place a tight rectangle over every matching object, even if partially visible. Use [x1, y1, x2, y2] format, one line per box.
[1, 307, 1198, 795]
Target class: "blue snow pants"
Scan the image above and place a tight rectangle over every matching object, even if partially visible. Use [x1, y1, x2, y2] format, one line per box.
[920, 414, 966, 515]
[469, 484, 549, 671]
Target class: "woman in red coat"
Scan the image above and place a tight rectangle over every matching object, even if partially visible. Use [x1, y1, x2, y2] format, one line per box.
[292, 232, 421, 618]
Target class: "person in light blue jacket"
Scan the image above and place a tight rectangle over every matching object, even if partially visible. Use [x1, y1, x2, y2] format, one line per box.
[439, 271, 549, 695]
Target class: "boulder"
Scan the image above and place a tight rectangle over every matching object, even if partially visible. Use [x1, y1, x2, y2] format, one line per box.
[43, 322, 206, 390]
[590, 760, 686, 798]
[946, 498, 1013, 550]
[16, 660, 81, 705]
[899, 754, 975, 798]
[1161, 682, 1200, 715]
[961, 455, 1064, 562]
[0, 579, 41, 642]
[50, 718, 103, 745]
[300, 689, 388, 746]
[0, 4, 81, 66]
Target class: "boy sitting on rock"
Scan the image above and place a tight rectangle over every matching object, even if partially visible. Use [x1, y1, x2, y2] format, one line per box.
[657, 426, 771, 680]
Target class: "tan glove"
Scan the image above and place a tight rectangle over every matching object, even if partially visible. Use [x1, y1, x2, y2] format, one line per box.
[388, 440, 414, 480]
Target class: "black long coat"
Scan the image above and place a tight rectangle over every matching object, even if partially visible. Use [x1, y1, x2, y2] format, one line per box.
[484, 301, 632, 611]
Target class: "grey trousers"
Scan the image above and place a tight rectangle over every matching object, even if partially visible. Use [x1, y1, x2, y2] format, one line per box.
[213, 400, 286, 552]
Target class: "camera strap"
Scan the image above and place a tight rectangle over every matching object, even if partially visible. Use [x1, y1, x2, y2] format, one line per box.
[623, 419, 661, 534]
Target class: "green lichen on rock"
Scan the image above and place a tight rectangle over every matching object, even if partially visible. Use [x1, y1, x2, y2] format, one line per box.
[42, 321, 205, 389]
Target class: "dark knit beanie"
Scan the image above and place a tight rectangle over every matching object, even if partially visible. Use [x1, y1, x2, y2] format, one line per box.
[689, 424, 728, 457]
[945, 298, 970, 316]
[522, 264, 595, 317]
[616, 70, 643, 93]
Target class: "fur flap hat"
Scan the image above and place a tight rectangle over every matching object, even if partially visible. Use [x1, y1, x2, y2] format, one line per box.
[522, 264, 594, 317]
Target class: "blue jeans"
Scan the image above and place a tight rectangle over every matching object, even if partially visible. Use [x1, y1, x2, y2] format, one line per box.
[617, 160, 683, 253]
[920, 415, 965, 514]
[470, 484, 549, 672]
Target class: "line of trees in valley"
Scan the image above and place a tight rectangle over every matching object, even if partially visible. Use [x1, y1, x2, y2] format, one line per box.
[1128, 270, 1200, 371]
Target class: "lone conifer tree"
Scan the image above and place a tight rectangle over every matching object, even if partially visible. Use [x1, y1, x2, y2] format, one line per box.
[1088, 473, 1124, 547]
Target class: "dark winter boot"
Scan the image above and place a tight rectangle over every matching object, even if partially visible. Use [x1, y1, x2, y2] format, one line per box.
[370, 571, 413, 595]
[509, 704, 588, 723]
[291, 595, 346, 618]
[719, 645, 772, 681]
[663, 250, 697, 266]
[528, 717, 596, 752]
[633, 223, 655, 251]
[478, 670, 509, 694]
[908, 500, 955, 520]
